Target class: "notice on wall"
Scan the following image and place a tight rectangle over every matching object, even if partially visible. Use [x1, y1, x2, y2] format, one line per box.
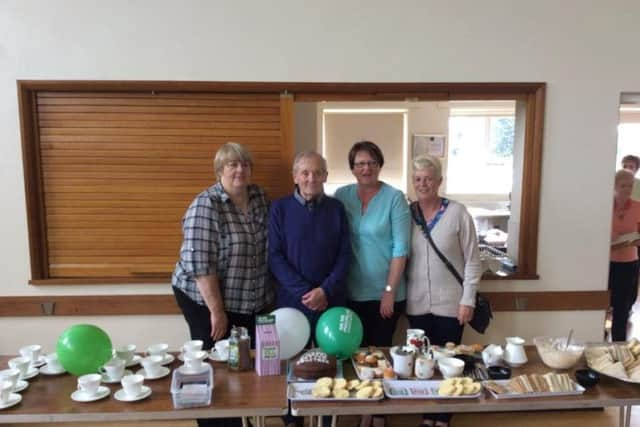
[413, 134, 446, 158]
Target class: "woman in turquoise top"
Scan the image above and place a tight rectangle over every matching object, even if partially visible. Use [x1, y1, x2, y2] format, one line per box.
[335, 141, 410, 427]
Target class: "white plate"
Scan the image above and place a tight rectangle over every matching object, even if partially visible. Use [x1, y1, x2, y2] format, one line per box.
[39, 365, 66, 375]
[29, 356, 46, 368]
[482, 379, 585, 399]
[70, 385, 111, 402]
[159, 354, 175, 366]
[101, 369, 133, 384]
[13, 380, 28, 393]
[125, 355, 142, 368]
[19, 367, 39, 380]
[0, 393, 22, 410]
[287, 382, 385, 401]
[114, 385, 152, 402]
[383, 380, 482, 399]
[209, 349, 229, 363]
[136, 366, 170, 380]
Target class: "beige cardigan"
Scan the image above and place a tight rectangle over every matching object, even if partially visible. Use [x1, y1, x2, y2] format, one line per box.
[406, 201, 482, 318]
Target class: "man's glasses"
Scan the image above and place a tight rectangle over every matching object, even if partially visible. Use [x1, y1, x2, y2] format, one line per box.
[353, 160, 379, 169]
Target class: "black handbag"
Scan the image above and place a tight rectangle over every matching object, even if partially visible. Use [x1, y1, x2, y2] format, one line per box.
[411, 203, 493, 334]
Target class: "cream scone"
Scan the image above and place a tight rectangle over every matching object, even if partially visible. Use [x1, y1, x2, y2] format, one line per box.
[316, 377, 333, 388]
[332, 388, 349, 398]
[333, 378, 347, 389]
[356, 386, 373, 398]
[312, 386, 331, 398]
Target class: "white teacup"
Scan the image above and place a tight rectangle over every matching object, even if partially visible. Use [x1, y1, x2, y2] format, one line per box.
[0, 381, 13, 404]
[45, 353, 63, 372]
[438, 357, 465, 379]
[115, 344, 136, 364]
[77, 373, 102, 396]
[19, 344, 42, 363]
[141, 355, 163, 377]
[482, 344, 504, 366]
[147, 343, 169, 358]
[183, 350, 207, 372]
[8, 357, 30, 377]
[182, 340, 203, 356]
[101, 357, 126, 381]
[0, 369, 20, 389]
[121, 374, 144, 397]
[214, 339, 229, 359]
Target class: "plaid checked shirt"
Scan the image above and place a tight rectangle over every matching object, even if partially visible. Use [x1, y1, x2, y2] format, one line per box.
[171, 182, 274, 314]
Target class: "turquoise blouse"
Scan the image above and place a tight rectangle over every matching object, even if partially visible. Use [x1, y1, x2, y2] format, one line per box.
[334, 182, 410, 302]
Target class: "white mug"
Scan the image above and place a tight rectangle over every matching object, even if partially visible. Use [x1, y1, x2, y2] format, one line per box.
[101, 358, 126, 381]
[390, 346, 414, 379]
[0, 381, 13, 404]
[182, 340, 203, 356]
[8, 357, 30, 377]
[45, 353, 63, 372]
[141, 355, 163, 377]
[214, 339, 229, 359]
[0, 369, 20, 389]
[19, 344, 42, 363]
[77, 373, 102, 396]
[121, 374, 144, 397]
[147, 343, 169, 358]
[414, 354, 435, 379]
[115, 344, 136, 364]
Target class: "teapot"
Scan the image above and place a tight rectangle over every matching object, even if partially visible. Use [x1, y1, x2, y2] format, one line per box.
[503, 336, 527, 367]
[389, 345, 414, 378]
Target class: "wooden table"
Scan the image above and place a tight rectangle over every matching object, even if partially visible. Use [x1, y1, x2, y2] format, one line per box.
[291, 347, 640, 427]
[0, 354, 288, 425]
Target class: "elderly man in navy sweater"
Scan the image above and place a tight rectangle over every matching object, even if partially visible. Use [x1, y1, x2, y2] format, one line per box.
[269, 150, 351, 336]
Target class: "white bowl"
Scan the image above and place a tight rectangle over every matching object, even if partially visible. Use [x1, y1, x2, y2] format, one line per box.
[438, 357, 465, 378]
[533, 336, 584, 370]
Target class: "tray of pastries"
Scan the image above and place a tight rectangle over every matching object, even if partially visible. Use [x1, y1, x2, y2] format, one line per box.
[585, 339, 640, 383]
[288, 377, 384, 401]
[383, 377, 482, 399]
[351, 347, 393, 380]
[483, 373, 585, 399]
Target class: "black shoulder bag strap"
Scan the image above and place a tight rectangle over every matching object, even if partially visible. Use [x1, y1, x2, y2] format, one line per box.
[411, 202, 463, 285]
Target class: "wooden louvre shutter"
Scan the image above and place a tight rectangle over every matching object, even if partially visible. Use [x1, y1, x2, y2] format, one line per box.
[36, 91, 293, 280]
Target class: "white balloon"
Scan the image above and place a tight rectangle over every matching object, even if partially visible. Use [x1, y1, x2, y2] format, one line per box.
[271, 307, 310, 360]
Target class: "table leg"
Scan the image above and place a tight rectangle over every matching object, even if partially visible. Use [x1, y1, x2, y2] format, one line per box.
[620, 406, 626, 427]
[625, 405, 632, 427]
[331, 415, 337, 427]
[242, 417, 249, 427]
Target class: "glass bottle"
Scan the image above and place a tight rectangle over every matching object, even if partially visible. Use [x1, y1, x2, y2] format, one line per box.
[228, 327, 240, 371]
[237, 327, 251, 371]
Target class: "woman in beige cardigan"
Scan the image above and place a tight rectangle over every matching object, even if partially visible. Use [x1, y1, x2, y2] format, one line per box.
[406, 154, 482, 427]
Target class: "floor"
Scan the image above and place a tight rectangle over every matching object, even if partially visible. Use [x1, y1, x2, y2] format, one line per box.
[4, 407, 640, 427]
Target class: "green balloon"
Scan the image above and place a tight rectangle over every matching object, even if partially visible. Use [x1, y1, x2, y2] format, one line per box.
[56, 324, 113, 376]
[315, 307, 363, 360]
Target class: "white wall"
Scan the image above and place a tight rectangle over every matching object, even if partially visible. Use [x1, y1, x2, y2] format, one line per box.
[1, 0, 637, 352]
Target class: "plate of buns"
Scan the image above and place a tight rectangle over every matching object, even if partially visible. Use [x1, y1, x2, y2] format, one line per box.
[288, 377, 385, 401]
[351, 347, 393, 380]
[585, 339, 640, 383]
[483, 373, 585, 399]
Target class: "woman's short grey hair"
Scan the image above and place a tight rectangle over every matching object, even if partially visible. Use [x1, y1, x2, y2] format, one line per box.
[292, 150, 328, 175]
[413, 154, 442, 180]
[213, 142, 253, 179]
[615, 168, 635, 185]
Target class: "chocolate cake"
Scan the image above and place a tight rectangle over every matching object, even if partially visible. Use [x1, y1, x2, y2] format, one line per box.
[292, 349, 337, 379]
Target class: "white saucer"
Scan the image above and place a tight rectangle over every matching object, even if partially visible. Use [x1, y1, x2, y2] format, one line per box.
[114, 385, 151, 402]
[136, 366, 170, 380]
[19, 367, 39, 380]
[209, 349, 229, 362]
[39, 365, 66, 375]
[13, 380, 28, 393]
[125, 355, 142, 368]
[159, 354, 175, 366]
[29, 356, 46, 368]
[177, 364, 208, 375]
[101, 369, 133, 384]
[177, 352, 185, 362]
[0, 393, 22, 410]
[70, 385, 110, 402]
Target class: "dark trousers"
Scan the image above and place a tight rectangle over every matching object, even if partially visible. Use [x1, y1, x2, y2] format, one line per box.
[408, 313, 464, 424]
[173, 287, 258, 427]
[608, 261, 639, 342]
[347, 299, 406, 346]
